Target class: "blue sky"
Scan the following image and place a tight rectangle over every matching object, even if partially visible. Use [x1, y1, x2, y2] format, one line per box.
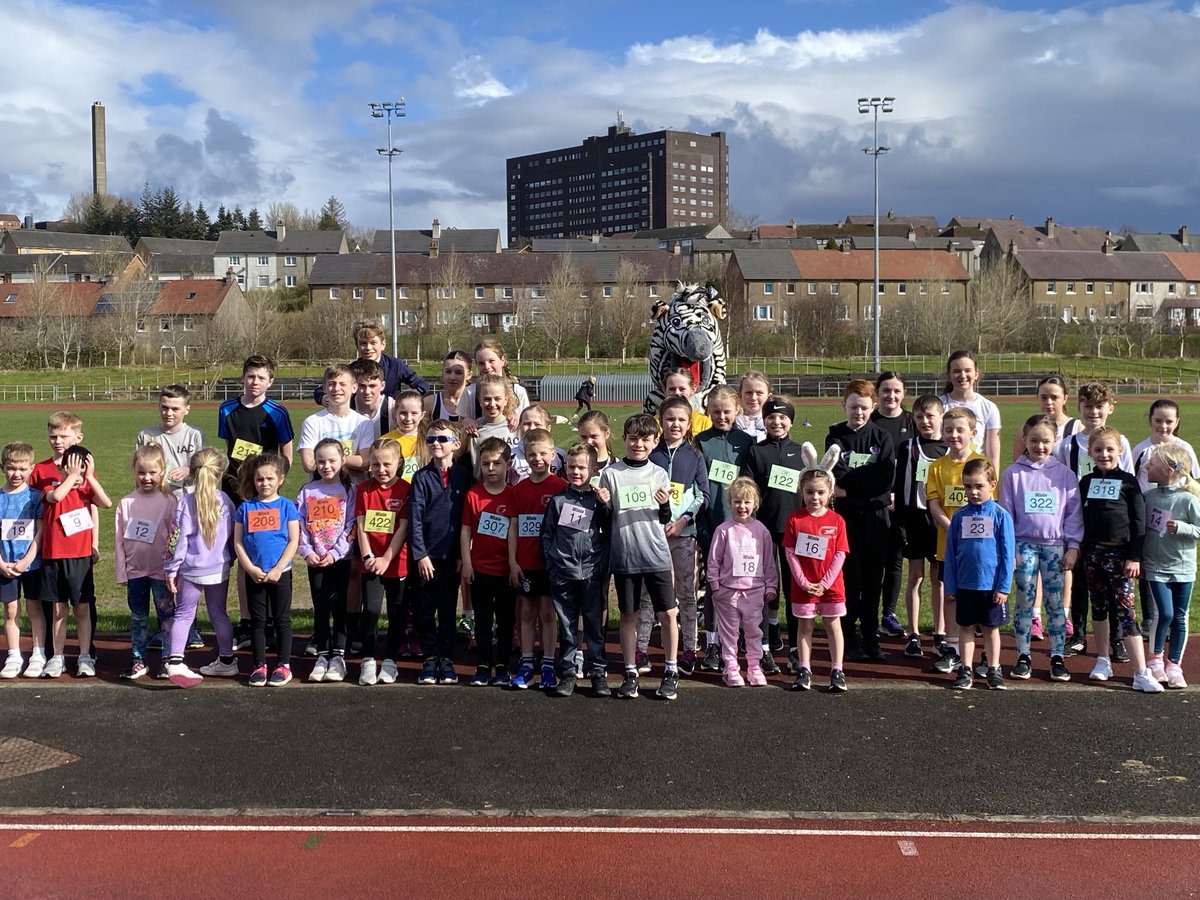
[3, 1, 1200, 238]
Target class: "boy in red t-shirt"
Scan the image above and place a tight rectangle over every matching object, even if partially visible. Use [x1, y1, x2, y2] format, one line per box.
[784, 466, 850, 693]
[461, 437, 516, 686]
[354, 438, 410, 686]
[507, 429, 567, 690]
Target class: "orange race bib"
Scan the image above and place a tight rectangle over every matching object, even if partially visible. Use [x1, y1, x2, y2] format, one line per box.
[307, 496, 341, 522]
[247, 508, 281, 533]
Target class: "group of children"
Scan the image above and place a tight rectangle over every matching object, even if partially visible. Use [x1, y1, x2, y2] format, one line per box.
[0, 335, 1194, 699]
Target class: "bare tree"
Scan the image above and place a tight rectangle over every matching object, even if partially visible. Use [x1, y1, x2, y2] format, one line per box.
[98, 276, 159, 367]
[45, 289, 87, 370]
[427, 252, 473, 354]
[241, 289, 286, 360]
[507, 282, 538, 363]
[538, 253, 582, 359]
[1156, 305, 1196, 359]
[968, 263, 1037, 352]
[787, 287, 844, 359]
[608, 259, 651, 362]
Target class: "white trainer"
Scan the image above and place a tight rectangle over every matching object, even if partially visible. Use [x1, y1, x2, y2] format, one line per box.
[199, 658, 240, 677]
[22, 654, 45, 678]
[1088, 657, 1113, 681]
[308, 656, 329, 683]
[378, 659, 398, 684]
[167, 663, 203, 688]
[43, 655, 65, 678]
[1, 654, 22, 679]
[359, 658, 378, 686]
[1132, 668, 1165, 693]
[76, 655, 96, 677]
[324, 655, 347, 682]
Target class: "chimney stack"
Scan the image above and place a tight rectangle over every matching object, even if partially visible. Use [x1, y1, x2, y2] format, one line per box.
[23, 214, 33, 230]
[91, 101, 107, 197]
[1180, 225, 1189, 247]
[432, 218, 441, 241]
[429, 241, 439, 259]
[1045, 216, 1056, 239]
[275, 218, 286, 242]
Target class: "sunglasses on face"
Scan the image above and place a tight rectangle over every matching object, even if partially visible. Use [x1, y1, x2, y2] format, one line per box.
[426, 435, 456, 444]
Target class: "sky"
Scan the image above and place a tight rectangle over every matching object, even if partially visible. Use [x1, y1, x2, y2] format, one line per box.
[3, 0, 1200, 238]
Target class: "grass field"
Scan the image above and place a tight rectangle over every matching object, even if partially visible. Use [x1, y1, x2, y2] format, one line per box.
[5, 394, 1198, 636]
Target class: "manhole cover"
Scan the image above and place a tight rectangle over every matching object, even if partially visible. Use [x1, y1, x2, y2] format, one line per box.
[0, 736, 79, 781]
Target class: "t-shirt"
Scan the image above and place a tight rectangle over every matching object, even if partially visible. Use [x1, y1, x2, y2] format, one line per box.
[355, 477, 410, 577]
[783, 508, 849, 603]
[296, 481, 354, 563]
[299, 408, 373, 458]
[1054, 431, 1134, 481]
[136, 423, 205, 495]
[114, 490, 177, 582]
[379, 430, 421, 482]
[471, 421, 520, 468]
[925, 452, 986, 560]
[40, 473, 96, 560]
[0, 485, 42, 570]
[217, 397, 295, 488]
[937, 393, 1001, 456]
[236, 496, 299, 572]
[462, 483, 515, 577]
[1131, 436, 1200, 492]
[599, 459, 672, 575]
[509, 474, 567, 571]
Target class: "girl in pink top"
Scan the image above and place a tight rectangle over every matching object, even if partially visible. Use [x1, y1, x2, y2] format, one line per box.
[706, 477, 779, 687]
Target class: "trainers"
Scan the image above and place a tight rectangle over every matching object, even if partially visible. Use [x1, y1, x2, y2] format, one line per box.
[1148, 655, 1168, 684]
[469, 666, 490, 686]
[1110, 641, 1129, 663]
[786, 648, 801, 675]
[309, 656, 329, 683]
[1011, 654, 1032, 680]
[303, 636, 318, 657]
[234, 624, 252, 650]
[325, 655, 347, 682]
[0, 654, 20, 679]
[167, 662, 203, 688]
[656, 670, 679, 700]
[1165, 660, 1188, 689]
[1132, 667, 1165, 693]
[438, 658, 458, 685]
[678, 650, 696, 676]
[119, 659, 147, 681]
[511, 663, 535, 690]
[933, 634, 951, 658]
[359, 658, 379, 686]
[539, 662, 557, 689]
[723, 667, 745, 687]
[76, 654, 96, 677]
[986, 667, 1007, 690]
[790, 667, 812, 691]
[618, 671, 639, 699]
[879, 613, 905, 637]
[378, 659, 398, 685]
[904, 634, 922, 658]
[701, 643, 721, 671]
[156, 661, 171, 680]
[635, 651, 651, 674]
[972, 653, 989, 679]
[952, 667, 973, 690]
[1030, 617, 1044, 641]
[349, 640, 363, 655]
[768, 623, 784, 652]
[199, 658, 239, 678]
[417, 657, 438, 685]
[490, 665, 511, 687]
[22, 654, 45, 678]
[932, 652, 959, 674]
[590, 670, 611, 697]
[456, 616, 475, 640]
[573, 650, 584, 679]
[553, 675, 576, 697]
[248, 664, 268, 687]
[43, 655, 65, 678]
[827, 669, 847, 693]
[187, 632, 206, 650]
[268, 664, 292, 686]
[1049, 655, 1070, 682]
[760, 652, 779, 676]
[1065, 634, 1085, 656]
[746, 664, 767, 687]
[1089, 657, 1113, 681]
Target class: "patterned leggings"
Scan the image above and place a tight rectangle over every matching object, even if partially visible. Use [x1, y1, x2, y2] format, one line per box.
[1012, 541, 1066, 657]
[1083, 544, 1139, 639]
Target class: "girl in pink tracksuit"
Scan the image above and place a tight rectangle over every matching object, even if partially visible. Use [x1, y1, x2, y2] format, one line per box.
[707, 477, 779, 687]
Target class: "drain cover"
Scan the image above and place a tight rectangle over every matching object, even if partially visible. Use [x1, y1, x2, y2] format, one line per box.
[0, 736, 79, 781]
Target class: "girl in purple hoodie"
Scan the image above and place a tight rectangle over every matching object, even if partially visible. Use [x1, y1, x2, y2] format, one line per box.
[998, 415, 1083, 682]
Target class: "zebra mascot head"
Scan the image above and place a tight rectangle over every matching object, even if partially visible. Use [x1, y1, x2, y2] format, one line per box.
[643, 282, 728, 415]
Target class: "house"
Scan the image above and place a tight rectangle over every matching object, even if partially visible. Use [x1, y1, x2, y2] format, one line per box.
[843, 212, 940, 235]
[980, 217, 1114, 268]
[144, 276, 249, 361]
[1119, 227, 1200, 253]
[0, 252, 143, 283]
[0, 281, 109, 323]
[0, 214, 20, 231]
[214, 221, 347, 290]
[0, 229, 131, 255]
[1160, 254, 1200, 327]
[134, 237, 217, 280]
[371, 219, 502, 255]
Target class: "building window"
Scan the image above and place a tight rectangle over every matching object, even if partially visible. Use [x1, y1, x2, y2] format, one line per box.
[284, 256, 296, 267]
[258, 275, 269, 287]
[501, 314, 517, 331]
[1037, 304, 1057, 319]
[1137, 282, 1151, 294]
[753, 305, 773, 321]
[501, 286, 513, 299]
[897, 283, 907, 295]
[1171, 308, 1185, 325]
[1169, 283, 1178, 295]
[183, 316, 195, 332]
[229, 255, 241, 265]
[786, 281, 796, 295]
[1190, 283, 1199, 297]
[807, 282, 817, 295]
[1105, 282, 1114, 294]
[876, 283, 886, 295]
[159, 317, 171, 332]
[763, 282, 774, 295]
[136, 318, 146, 333]
[1066, 281, 1076, 294]
[1085, 282, 1095, 294]
[353, 287, 364, 300]
[285, 275, 297, 288]
[918, 284, 928, 295]
[399, 310, 416, 325]
[435, 310, 455, 325]
[376, 287, 387, 300]
[1136, 302, 1153, 319]
[256, 255, 268, 266]
[1046, 281, 1056, 294]
[603, 286, 613, 298]
[649, 285, 659, 297]
[3, 293, 15, 303]
[330, 288, 340, 299]
[436, 287, 456, 300]
[829, 283, 840, 295]
[836, 305, 850, 321]
[185, 292, 197, 300]
[236, 274, 245, 286]
[532, 286, 546, 299]
[1105, 304, 1121, 319]
[941, 283, 951, 294]
[474, 287, 485, 300]
[398, 287, 409, 299]
[471, 314, 488, 328]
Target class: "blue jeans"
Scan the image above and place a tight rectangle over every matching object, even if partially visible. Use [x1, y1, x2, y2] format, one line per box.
[1148, 580, 1192, 663]
[127, 577, 174, 659]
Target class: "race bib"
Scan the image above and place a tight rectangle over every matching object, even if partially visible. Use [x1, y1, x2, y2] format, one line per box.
[1147, 506, 1169, 535]
[246, 507, 281, 534]
[478, 511, 510, 538]
[339, 438, 354, 457]
[1024, 491, 1058, 515]
[559, 502, 593, 531]
[943, 485, 967, 508]
[795, 532, 828, 560]
[401, 456, 419, 481]
[518, 514, 542, 538]
[915, 458, 930, 484]
[306, 496, 341, 522]
[1077, 455, 1095, 478]
[588, 475, 601, 488]
[961, 515, 993, 539]
[848, 451, 874, 469]
[617, 483, 654, 510]
[123, 518, 158, 544]
[363, 509, 395, 534]
[230, 438, 263, 462]
[1087, 478, 1121, 501]
[708, 459, 737, 485]
[768, 464, 800, 493]
[669, 482, 685, 504]
[733, 538, 760, 576]
[59, 507, 92, 537]
[0, 518, 33, 541]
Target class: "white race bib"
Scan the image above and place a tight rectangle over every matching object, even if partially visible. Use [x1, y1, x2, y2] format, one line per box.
[617, 483, 654, 510]
[794, 532, 828, 560]
[768, 464, 800, 493]
[478, 511, 510, 539]
[559, 502, 593, 532]
[1024, 491, 1058, 515]
[708, 459, 737, 485]
[1087, 478, 1121, 501]
[732, 538, 759, 576]
[960, 515, 994, 539]
[518, 513, 542, 538]
[0, 518, 33, 542]
[915, 458, 930, 484]
[123, 518, 158, 544]
[1147, 506, 1169, 535]
[59, 507, 91, 537]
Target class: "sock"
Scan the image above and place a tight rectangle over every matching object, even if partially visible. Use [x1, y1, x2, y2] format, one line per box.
[521, 655, 535, 668]
[7, 648, 20, 658]
[220, 654, 235, 664]
[664, 659, 677, 672]
[625, 663, 637, 674]
[706, 631, 717, 644]
[768, 617, 779, 626]
[168, 655, 183, 665]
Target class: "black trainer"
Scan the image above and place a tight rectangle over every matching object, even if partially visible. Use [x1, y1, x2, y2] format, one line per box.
[617, 671, 639, 699]
[827, 669, 847, 693]
[552, 675, 576, 697]
[952, 667, 973, 690]
[656, 670, 679, 701]
[932, 652, 959, 674]
[760, 652, 780, 676]
[1065, 635, 1085, 657]
[904, 634, 922, 658]
[590, 670, 612, 697]
[790, 667, 812, 691]
[1010, 653, 1032, 680]
[1049, 655, 1071, 682]
[768, 623, 784, 652]
[1111, 641, 1130, 663]
[986, 667, 1007, 690]
[973, 653, 989, 679]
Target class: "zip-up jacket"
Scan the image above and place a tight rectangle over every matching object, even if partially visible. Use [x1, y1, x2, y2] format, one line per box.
[696, 426, 753, 547]
[895, 435, 947, 512]
[649, 438, 710, 538]
[1142, 483, 1200, 580]
[741, 435, 805, 536]
[825, 421, 895, 511]
[943, 498, 1015, 596]
[540, 485, 610, 582]
[408, 462, 471, 561]
[1079, 467, 1145, 560]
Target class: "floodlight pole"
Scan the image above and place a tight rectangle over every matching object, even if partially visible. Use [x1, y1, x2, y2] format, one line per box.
[858, 96, 894, 373]
[370, 100, 406, 350]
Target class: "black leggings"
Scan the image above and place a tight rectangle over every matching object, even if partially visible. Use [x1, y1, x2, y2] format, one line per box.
[881, 517, 905, 619]
[841, 506, 889, 651]
[470, 572, 515, 669]
[308, 559, 350, 655]
[248, 570, 293, 667]
[417, 559, 460, 659]
[360, 571, 408, 660]
[774, 540, 798, 648]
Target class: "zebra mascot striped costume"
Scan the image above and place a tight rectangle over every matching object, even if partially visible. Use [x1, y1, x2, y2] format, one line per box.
[643, 282, 728, 415]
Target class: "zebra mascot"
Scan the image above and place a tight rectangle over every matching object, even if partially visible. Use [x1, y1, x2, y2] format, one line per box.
[643, 282, 728, 415]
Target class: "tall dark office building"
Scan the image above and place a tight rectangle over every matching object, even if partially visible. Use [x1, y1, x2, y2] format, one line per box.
[505, 114, 729, 244]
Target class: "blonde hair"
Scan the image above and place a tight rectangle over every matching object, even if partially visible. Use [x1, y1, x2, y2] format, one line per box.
[47, 411, 82, 432]
[132, 444, 171, 496]
[190, 448, 228, 548]
[1087, 425, 1122, 453]
[1, 442, 34, 467]
[476, 373, 516, 417]
[1148, 443, 1200, 498]
[727, 476, 760, 509]
[738, 370, 772, 394]
[942, 406, 978, 429]
[706, 384, 741, 411]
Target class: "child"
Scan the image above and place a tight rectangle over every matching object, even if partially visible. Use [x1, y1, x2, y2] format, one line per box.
[509, 404, 565, 484]
[999, 415, 1083, 682]
[707, 477, 778, 686]
[508, 428, 568, 689]
[233, 453, 300, 687]
[825, 379, 895, 662]
[218, 355, 295, 648]
[425, 350, 471, 423]
[735, 370, 771, 443]
[871, 371, 914, 639]
[298, 438, 355, 683]
[0, 443, 42, 679]
[462, 438, 517, 687]
[349, 358, 395, 440]
[784, 454, 850, 692]
[1132, 400, 1200, 491]
[696, 385, 753, 670]
[599, 413, 680, 701]
[541, 443, 612, 697]
[1142, 442, 1200, 689]
[470, 373, 519, 468]
[114, 444, 177, 681]
[577, 410, 615, 476]
[1009, 375, 1080, 461]
[163, 449, 239, 686]
[662, 368, 714, 436]
[409, 419, 471, 686]
[573, 375, 596, 419]
[354, 438, 412, 685]
[137, 384, 204, 496]
[937, 349, 1002, 470]
[41, 443, 113, 677]
[382, 389, 427, 482]
[740, 395, 806, 674]
[1078, 426, 1161, 692]
[299, 364, 374, 477]
[944, 459, 1015, 690]
[315, 319, 430, 405]
[894, 395, 947, 658]
[925, 406, 985, 672]
[639, 396, 709, 675]
[456, 339, 530, 429]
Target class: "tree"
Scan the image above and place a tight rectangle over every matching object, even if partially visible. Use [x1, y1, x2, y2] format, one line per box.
[785, 287, 843, 359]
[506, 281, 539, 363]
[538, 253, 582, 359]
[214, 205, 234, 236]
[968, 262, 1037, 352]
[241, 289, 286, 361]
[426, 252, 472, 353]
[193, 203, 213, 241]
[726, 208, 759, 233]
[318, 196, 349, 232]
[98, 276, 160, 367]
[247, 208, 263, 231]
[608, 259, 651, 362]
